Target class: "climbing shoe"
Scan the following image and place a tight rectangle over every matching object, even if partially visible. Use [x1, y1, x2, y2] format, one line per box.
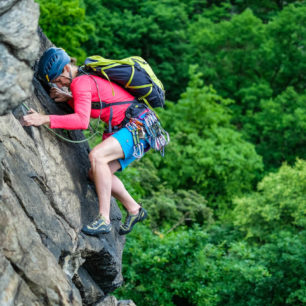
[119, 207, 148, 235]
[81, 215, 112, 236]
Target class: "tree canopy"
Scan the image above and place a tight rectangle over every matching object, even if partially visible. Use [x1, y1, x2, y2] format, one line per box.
[35, 0, 306, 304]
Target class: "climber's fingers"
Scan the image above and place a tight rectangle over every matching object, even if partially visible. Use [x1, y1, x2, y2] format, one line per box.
[50, 87, 72, 102]
[22, 110, 48, 127]
[27, 108, 36, 114]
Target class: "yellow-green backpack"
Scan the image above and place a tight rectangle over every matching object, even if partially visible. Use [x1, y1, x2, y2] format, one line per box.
[81, 56, 165, 109]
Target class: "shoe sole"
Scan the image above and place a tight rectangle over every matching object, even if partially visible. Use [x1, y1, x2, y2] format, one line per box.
[119, 209, 148, 235]
[81, 226, 112, 236]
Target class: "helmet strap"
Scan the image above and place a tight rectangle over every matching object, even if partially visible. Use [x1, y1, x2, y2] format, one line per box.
[68, 67, 73, 81]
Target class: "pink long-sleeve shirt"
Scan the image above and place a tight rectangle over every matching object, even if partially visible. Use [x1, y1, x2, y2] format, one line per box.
[49, 75, 135, 130]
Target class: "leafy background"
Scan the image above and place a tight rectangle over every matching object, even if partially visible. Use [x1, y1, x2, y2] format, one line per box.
[36, 0, 306, 305]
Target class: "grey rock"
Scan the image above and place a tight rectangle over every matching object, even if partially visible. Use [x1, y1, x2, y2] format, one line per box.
[0, 0, 39, 115]
[0, 142, 4, 196]
[0, 81, 126, 303]
[0, 0, 18, 15]
[0, 0, 39, 64]
[74, 267, 104, 305]
[0, 182, 82, 305]
[117, 300, 137, 306]
[96, 295, 118, 306]
[0, 44, 33, 115]
[0, 253, 40, 306]
[95, 296, 136, 306]
[36, 26, 54, 59]
[0, 2, 134, 304]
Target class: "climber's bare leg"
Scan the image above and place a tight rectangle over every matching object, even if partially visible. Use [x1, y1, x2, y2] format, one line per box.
[88, 162, 140, 215]
[89, 136, 123, 223]
[111, 173, 141, 215]
[88, 137, 140, 222]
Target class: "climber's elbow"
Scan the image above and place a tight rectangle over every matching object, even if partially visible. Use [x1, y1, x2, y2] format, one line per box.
[79, 121, 90, 130]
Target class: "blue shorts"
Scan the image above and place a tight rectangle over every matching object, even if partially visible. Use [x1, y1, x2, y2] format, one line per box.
[112, 127, 150, 171]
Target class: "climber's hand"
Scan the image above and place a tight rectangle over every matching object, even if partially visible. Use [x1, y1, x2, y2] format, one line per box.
[21, 109, 50, 127]
[50, 87, 72, 102]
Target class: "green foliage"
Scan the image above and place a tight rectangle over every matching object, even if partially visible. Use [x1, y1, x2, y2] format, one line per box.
[116, 225, 212, 306]
[82, 0, 190, 100]
[199, 1, 232, 22]
[253, 230, 306, 305]
[83, 118, 105, 147]
[117, 160, 306, 304]
[36, 2, 306, 304]
[248, 88, 306, 170]
[265, 4, 306, 95]
[189, 9, 267, 111]
[142, 187, 213, 230]
[117, 224, 306, 306]
[189, 4, 306, 103]
[116, 161, 149, 203]
[116, 155, 213, 230]
[231, 0, 300, 21]
[37, 0, 306, 171]
[157, 70, 263, 207]
[36, 0, 94, 61]
[233, 159, 306, 241]
[188, 4, 306, 170]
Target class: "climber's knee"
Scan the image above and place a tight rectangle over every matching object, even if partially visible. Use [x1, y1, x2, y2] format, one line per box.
[89, 136, 124, 168]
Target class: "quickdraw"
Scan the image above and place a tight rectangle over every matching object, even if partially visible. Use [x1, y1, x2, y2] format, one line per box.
[143, 111, 170, 157]
[125, 110, 170, 159]
[125, 119, 145, 159]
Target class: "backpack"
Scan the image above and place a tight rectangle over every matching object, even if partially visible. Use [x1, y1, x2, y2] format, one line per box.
[81, 56, 165, 109]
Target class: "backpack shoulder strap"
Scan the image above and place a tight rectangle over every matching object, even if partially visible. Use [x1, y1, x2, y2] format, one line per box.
[91, 100, 134, 109]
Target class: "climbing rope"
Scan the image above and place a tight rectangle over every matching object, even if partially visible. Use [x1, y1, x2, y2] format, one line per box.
[21, 102, 101, 144]
[22, 71, 105, 144]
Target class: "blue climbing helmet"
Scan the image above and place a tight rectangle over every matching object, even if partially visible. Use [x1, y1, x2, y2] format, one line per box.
[37, 47, 70, 83]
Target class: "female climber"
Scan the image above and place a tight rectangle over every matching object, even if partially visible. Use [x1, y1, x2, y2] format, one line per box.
[22, 47, 168, 236]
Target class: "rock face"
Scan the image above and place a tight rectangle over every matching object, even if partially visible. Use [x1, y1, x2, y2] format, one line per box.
[0, 0, 40, 115]
[0, 1, 128, 305]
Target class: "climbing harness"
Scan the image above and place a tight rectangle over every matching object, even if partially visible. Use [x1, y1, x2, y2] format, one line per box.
[24, 67, 170, 154]
[124, 110, 170, 159]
